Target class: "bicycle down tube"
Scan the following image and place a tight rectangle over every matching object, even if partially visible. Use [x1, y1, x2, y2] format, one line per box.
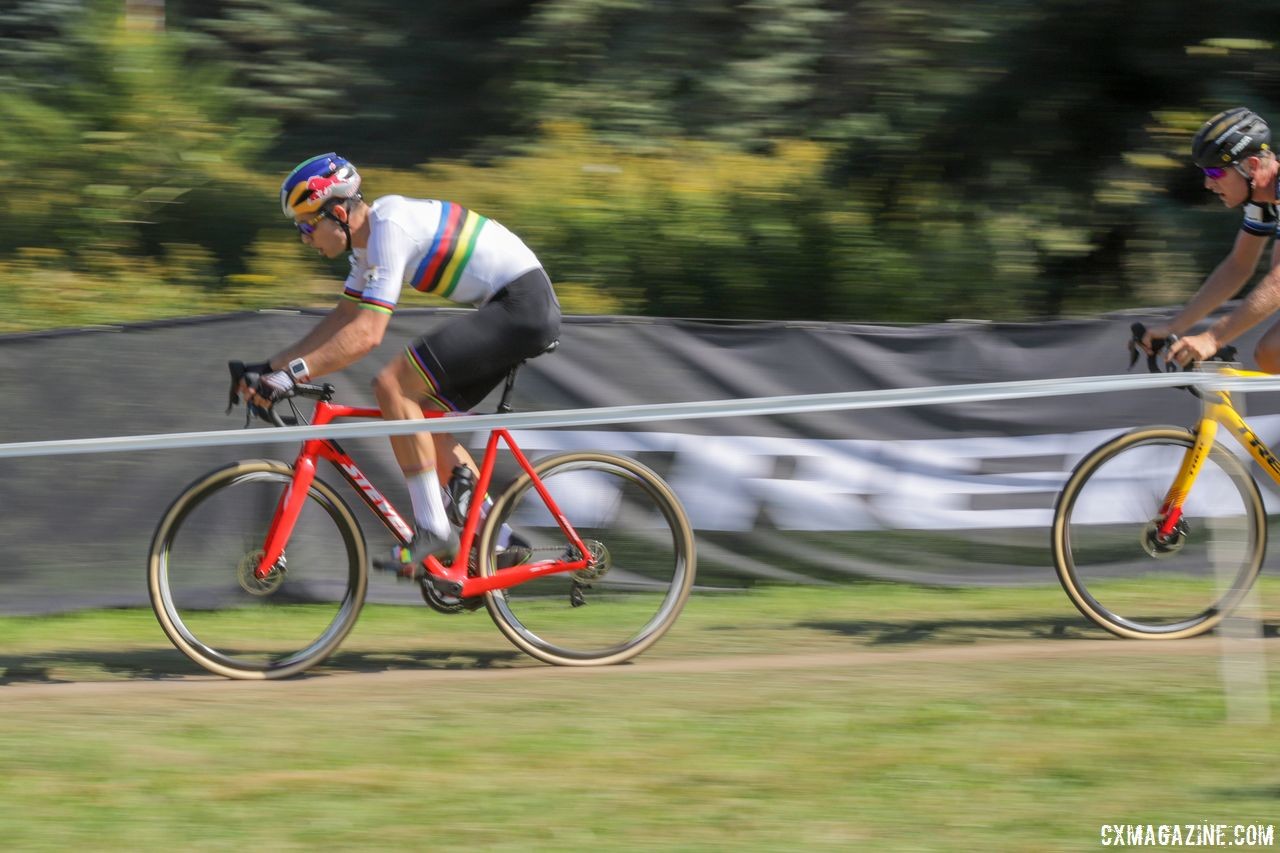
[252, 401, 592, 596]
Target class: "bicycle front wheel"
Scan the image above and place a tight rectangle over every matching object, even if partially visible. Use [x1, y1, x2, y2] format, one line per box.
[148, 460, 368, 679]
[477, 452, 697, 666]
[1051, 427, 1265, 639]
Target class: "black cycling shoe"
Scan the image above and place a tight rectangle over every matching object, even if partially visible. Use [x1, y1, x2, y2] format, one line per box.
[494, 532, 533, 570]
[374, 525, 460, 579]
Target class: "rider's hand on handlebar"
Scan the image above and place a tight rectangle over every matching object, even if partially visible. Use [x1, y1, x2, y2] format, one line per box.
[1166, 330, 1224, 369]
[1130, 322, 1238, 374]
[243, 368, 295, 409]
[229, 360, 270, 405]
[1139, 324, 1173, 356]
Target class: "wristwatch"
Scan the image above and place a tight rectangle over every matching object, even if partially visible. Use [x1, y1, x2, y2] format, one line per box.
[287, 357, 310, 383]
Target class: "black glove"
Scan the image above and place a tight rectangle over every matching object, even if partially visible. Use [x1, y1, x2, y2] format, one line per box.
[254, 368, 296, 403]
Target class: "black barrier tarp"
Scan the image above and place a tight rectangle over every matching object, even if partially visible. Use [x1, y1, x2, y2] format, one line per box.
[3, 306, 1279, 613]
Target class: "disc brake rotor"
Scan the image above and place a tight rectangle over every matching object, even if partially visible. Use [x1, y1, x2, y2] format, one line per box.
[571, 539, 611, 582]
[237, 549, 286, 595]
[1141, 518, 1188, 559]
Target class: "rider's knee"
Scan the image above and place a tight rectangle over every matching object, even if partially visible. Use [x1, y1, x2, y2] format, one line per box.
[370, 364, 402, 400]
[1255, 340, 1280, 374]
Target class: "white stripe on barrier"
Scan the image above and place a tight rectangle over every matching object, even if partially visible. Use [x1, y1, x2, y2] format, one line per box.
[1, 370, 1278, 460]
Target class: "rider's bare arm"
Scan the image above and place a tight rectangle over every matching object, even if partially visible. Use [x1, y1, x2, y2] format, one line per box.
[1162, 230, 1269, 336]
[1200, 247, 1280, 347]
[268, 298, 390, 379]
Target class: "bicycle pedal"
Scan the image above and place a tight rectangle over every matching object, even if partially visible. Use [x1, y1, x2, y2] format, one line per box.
[372, 558, 424, 581]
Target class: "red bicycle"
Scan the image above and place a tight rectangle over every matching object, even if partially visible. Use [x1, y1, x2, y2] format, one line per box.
[147, 355, 697, 679]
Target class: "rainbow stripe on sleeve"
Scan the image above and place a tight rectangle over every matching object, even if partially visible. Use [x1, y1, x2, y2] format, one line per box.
[411, 202, 488, 298]
[343, 285, 394, 315]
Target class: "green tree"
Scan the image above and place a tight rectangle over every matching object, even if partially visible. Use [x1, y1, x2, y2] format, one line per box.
[0, 0, 84, 95]
[167, 0, 539, 164]
[507, 0, 839, 149]
[0, 1, 276, 269]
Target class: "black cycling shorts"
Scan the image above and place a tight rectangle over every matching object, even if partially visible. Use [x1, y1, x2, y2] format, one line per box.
[405, 267, 561, 412]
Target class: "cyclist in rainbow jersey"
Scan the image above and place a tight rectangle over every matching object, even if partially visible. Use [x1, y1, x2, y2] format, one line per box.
[240, 153, 560, 571]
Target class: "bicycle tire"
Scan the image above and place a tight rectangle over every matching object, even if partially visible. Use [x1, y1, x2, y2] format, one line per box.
[148, 459, 368, 679]
[476, 451, 697, 665]
[1051, 427, 1265, 639]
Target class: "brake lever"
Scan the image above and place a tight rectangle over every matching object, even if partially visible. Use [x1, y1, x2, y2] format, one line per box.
[1125, 338, 1164, 373]
[1159, 335, 1179, 373]
[1128, 322, 1179, 373]
[229, 360, 282, 428]
[227, 360, 247, 414]
[1128, 323, 1163, 373]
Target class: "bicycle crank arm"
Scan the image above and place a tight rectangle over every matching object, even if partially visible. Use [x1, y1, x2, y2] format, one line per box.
[422, 573, 464, 600]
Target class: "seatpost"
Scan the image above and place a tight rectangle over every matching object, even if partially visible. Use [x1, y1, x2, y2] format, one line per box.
[497, 365, 521, 414]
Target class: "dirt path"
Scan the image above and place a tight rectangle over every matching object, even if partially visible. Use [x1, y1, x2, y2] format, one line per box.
[4, 635, 1272, 700]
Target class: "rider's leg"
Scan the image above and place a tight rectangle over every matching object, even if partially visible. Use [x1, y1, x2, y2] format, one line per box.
[388, 270, 559, 560]
[372, 357, 453, 542]
[1254, 317, 1280, 373]
[433, 432, 479, 483]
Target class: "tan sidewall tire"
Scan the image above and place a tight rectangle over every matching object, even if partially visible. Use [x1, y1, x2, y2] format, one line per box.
[478, 451, 697, 665]
[147, 459, 368, 679]
[1051, 428, 1265, 640]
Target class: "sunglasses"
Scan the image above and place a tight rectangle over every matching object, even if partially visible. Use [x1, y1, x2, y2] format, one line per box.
[295, 209, 330, 235]
[1202, 166, 1231, 181]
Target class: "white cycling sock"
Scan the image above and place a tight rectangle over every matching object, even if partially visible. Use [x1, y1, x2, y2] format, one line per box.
[406, 471, 450, 539]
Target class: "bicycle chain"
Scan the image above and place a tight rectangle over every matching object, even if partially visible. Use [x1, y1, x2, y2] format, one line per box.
[469, 541, 609, 581]
[425, 540, 609, 615]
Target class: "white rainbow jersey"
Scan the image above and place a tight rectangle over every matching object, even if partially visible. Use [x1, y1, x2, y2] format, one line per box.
[342, 195, 541, 312]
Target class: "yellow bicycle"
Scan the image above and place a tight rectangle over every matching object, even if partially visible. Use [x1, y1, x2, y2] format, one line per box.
[1051, 323, 1268, 639]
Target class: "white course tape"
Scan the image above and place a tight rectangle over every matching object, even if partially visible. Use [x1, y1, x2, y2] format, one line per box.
[0, 370, 1275, 460]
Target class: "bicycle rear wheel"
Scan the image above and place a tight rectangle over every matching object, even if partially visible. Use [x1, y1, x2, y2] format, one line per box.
[148, 460, 368, 679]
[477, 452, 696, 665]
[1051, 427, 1265, 639]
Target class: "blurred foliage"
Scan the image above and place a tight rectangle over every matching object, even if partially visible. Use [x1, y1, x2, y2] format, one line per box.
[165, 0, 537, 164]
[0, 0, 1278, 332]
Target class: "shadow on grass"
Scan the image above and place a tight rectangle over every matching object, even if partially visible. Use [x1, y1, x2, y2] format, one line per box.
[796, 616, 1280, 647]
[800, 616, 1121, 646]
[0, 646, 528, 686]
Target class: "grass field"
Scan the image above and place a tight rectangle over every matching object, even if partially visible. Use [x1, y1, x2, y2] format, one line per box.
[1, 582, 1278, 851]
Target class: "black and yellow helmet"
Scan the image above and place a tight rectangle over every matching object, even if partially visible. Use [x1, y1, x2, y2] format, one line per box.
[1190, 107, 1271, 168]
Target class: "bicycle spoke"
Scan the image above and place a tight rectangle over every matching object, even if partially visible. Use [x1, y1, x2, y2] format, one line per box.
[1053, 429, 1264, 638]
[149, 462, 367, 678]
[479, 453, 696, 665]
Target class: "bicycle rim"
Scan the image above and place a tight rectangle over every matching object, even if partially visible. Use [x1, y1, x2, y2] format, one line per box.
[1051, 428, 1265, 639]
[148, 460, 368, 679]
[478, 452, 696, 665]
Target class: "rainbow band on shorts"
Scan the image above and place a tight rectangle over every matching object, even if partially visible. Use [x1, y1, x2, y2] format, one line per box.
[411, 203, 488, 299]
[404, 346, 461, 412]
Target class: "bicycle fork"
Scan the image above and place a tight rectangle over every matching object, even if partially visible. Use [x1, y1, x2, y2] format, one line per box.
[1155, 419, 1218, 540]
[254, 442, 324, 579]
[1156, 388, 1267, 541]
